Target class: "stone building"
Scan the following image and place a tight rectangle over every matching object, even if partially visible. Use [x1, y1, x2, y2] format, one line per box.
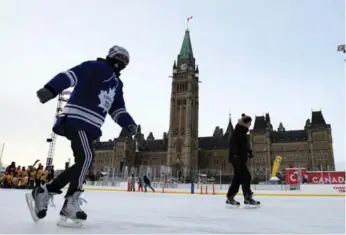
[93, 29, 335, 181]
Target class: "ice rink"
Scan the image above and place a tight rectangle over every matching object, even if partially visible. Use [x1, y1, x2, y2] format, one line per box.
[1, 189, 345, 234]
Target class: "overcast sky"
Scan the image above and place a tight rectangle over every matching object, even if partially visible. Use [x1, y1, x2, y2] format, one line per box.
[0, 0, 345, 170]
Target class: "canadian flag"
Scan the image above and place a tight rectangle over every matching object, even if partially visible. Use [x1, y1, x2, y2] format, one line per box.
[187, 16, 193, 21]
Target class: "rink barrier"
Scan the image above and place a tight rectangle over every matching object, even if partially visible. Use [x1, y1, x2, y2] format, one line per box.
[76, 183, 346, 197]
[79, 186, 345, 197]
[199, 184, 216, 195]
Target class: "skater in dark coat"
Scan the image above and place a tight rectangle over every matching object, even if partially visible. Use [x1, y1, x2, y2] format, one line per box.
[226, 114, 260, 206]
[143, 175, 155, 192]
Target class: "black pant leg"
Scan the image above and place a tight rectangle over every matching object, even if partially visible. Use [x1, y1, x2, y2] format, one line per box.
[35, 179, 41, 188]
[48, 130, 94, 196]
[149, 184, 155, 192]
[239, 164, 252, 196]
[227, 170, 240, 197]
[66, 130, 94, 196]
[227, 159, 250, 197]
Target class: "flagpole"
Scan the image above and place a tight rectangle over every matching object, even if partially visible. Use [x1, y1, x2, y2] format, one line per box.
[186, 16, 193, 30]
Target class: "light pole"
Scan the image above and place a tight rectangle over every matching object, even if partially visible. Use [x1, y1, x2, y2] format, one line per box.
[45, 90, 71, 167]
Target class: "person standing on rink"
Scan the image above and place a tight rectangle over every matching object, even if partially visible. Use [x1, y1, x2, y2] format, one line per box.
[143, 175, 155, 192]
[26, 45, 139, 227]
[226, 114, 260, 207]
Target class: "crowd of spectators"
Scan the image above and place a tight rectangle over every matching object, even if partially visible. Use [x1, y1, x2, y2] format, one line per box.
[0, 160, 54, 189]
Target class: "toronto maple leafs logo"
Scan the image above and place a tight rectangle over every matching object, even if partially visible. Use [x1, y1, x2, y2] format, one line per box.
[98, 87, 116, 113]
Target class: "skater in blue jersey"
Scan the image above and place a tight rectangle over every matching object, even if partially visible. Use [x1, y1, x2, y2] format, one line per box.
[26, 45, 138, 227]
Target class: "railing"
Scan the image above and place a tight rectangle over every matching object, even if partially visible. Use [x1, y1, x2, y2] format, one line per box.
[94, 165, 278, 185]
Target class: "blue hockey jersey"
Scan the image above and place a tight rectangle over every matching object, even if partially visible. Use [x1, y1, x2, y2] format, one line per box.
[44, 59, 136, 138]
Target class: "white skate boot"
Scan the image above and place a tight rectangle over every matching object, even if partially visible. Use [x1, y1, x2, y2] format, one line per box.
[25, 184, 61, 222]
[57, 190, 87, 228]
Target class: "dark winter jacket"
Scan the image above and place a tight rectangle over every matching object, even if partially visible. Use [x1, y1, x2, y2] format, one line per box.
[6, 163, 16, 175]
[228, 123, 251, 163]
[143, 175, 151, 185]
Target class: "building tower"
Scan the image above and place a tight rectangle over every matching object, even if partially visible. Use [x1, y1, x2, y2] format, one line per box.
[167, 29, 200, 176]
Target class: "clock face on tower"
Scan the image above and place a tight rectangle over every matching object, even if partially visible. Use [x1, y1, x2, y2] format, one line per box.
[180, 64, 188, 71]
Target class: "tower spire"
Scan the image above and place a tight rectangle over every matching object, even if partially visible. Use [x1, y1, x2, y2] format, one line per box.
[179, 29, 194, 60]
[225, 113, 234, 137]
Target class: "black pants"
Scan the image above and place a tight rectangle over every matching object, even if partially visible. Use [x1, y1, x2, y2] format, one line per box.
[35, 179, 41, 188]
[144, 183, 155, 192]
[29, 180, 35, 188]
[227, 159, 252, 198]
[47, 130, 94, 197]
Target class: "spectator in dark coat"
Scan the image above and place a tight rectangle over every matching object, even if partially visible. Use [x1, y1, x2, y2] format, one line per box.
[6, 162, 16, 175]
[143, 175, 155, 192]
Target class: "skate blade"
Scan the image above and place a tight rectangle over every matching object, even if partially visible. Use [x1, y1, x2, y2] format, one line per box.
[57, 216, 84, 228]
[226, 204, 241, 209]
[226, 202, 241, 208]
[25, 193, 39, 222]
[244, 204, 261, 209]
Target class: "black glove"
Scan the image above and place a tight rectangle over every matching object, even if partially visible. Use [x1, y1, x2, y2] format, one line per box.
[37, 87, 54, 104]
[248, 150, 254, 159]
[127, 124, 138, 136]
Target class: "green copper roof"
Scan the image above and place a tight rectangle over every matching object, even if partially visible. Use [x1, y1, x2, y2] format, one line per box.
[179, 30, 193, 60]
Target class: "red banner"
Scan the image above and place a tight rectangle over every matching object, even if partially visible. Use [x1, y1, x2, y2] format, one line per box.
[307, 171, 345, 184]
[285, 168, 346, 184]
[285, 168, 307, 184]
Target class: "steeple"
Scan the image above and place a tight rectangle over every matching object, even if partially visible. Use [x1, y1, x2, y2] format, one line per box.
[178, 30, 194, 60]
[278, 122, 285, 132]
[224, 114, 234, 138]
[147, 132, 155, 140]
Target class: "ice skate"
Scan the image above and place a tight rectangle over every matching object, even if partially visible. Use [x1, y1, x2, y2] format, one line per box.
[57, 190, 87, 228]
[226, 196, 240, 208]
[25, 184, 61, 222]
[244, 192, 260, 208]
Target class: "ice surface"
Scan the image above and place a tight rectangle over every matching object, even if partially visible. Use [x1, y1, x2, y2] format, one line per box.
[1, 189, 345, 234]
